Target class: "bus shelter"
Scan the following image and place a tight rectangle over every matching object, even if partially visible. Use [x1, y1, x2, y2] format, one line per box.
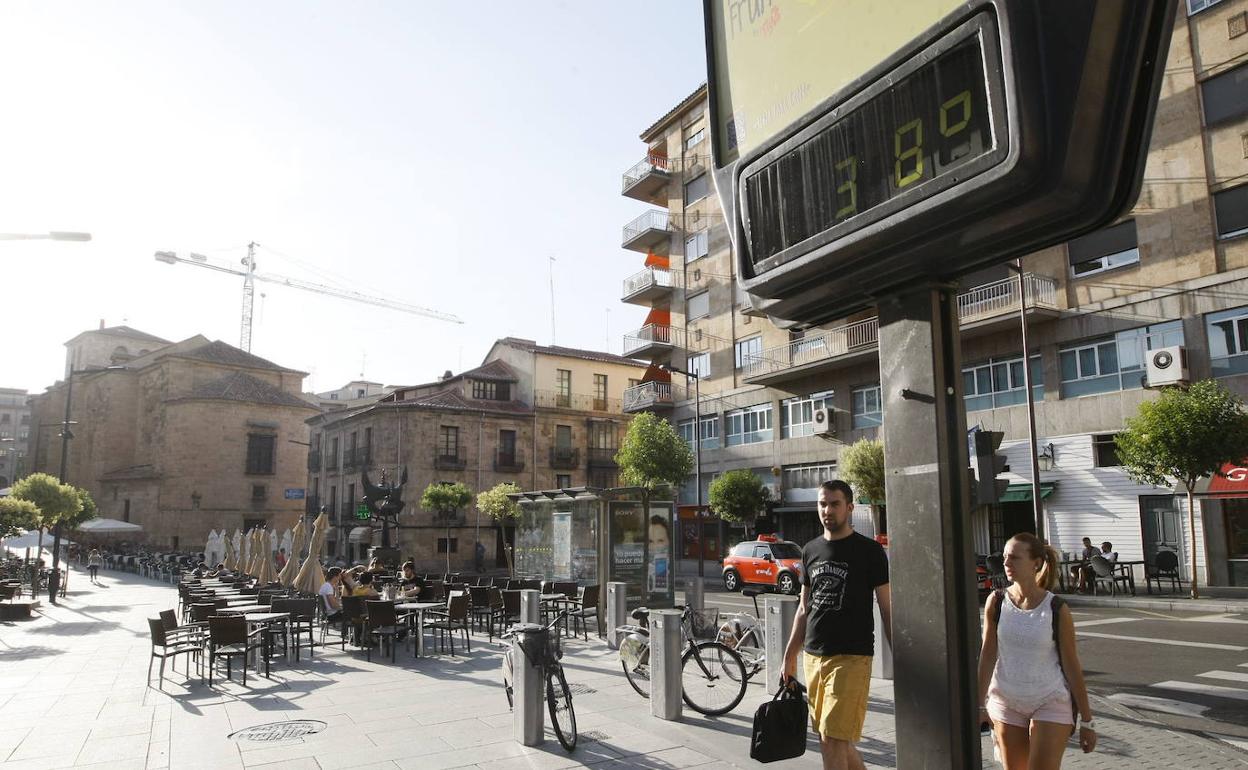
[508, 486, 675, 612]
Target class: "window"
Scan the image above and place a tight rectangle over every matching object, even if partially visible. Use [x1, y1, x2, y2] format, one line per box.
[252, 484, 267, 500]
[589, 469, 618, 488]
[473, 380, 497, 400]
[245, 434, 275, 474]
[123, 499, 130, 522]
[330, 393, 339, 400]
[781, 390, 835, 438]
[356, 389, 365, 398]
[438, 426, 460, 459]
[726, 403, 773, 446]
[330, 436, 339, 467]
[589, 422, 616, 450]
[1060, 321, 1184, 397]
[685, 230, 709, 262]
[685, 127, 706, 151]
[734, 335, 763, 369]
[678, 414, 719, 450]
[1068, 220, 1139, 277]
[687, 291, 710, 320]
[349, 431, 358, 452]
[0, 414, 8, 424]
[783, 463, 836, 491]
[684, 174, 709, 205]
[1201, 62, 1248, 126]
[1188, 0, 1225, 13]
[1214, 184, 1248, 240]
[556, 369, 571, 407]
[851, 385, 882, 429]
[499, 429, 517, 460]
[555, 424, 572, 450]
[437, 538, 458, 554]
[1206, 306, 1248, 376]
[556, 474, 572, 488]
[962, 355, 1043, 412]
[730, 542, 753, 558]
[628, 378, 641, 388]
[593, 374, 608, 410]
[364, 427, 372, 452]
[688, 352, 711, 379]
[1093, 434, 1121, 467]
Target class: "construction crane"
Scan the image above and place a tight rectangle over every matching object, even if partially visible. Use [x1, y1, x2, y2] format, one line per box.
[154, 242, 463, 352]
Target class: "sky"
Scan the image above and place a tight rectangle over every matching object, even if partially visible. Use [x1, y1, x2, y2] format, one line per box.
[0, 1, 708, 394]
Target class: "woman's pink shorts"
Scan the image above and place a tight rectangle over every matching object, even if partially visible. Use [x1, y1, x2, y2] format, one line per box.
[986, 688, 1074, 728]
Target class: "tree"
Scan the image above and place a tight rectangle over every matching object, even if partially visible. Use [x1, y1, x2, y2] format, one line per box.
[64, 488, 98, 529]
[708, 469, 770, 538]
[421, 481, 474, 574]
[10, 473, 81, 528]
[616, 411, 694, 564]
[840, 438, 885, 537]
[477, 482, 522, 575]
[0, 498, 39, 539]
[1115, 379, 1248, 598]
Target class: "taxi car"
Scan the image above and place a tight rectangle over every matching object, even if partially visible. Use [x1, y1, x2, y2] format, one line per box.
[721, 535, 803, 594]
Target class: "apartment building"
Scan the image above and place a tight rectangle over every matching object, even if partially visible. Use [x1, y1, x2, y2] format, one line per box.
[0, 388, 31, 488]
[306, 338, 645, 571]
[619, 1, 1248, 587]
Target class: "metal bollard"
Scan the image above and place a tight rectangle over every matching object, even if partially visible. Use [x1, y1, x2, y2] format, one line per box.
[871, 596, 893, 680]
[648, 609, 683, 720]
[511, 624, 545, 746]
[606, 581, 628, 649]
[520, 589, 540, 625]
[683, 576, 704, 611]
[764, 594, 799, 694]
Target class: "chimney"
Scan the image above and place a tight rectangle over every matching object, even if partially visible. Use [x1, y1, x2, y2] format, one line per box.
[440, 370, 454, 381]
[99, 319, 105, 330]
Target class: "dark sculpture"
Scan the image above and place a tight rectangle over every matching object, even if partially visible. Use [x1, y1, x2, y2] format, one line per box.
[362, 467, 408, 549]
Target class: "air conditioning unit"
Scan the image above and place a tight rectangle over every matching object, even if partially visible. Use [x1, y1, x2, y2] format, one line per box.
[762, 482, 780, 500]
[1146, 345, 1189, 387]
[813, 407, 837, 437]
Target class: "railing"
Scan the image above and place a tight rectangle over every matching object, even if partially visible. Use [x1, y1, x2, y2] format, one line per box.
[742, 316, 880, 379]
[343, 448, 359, 471]
[325, 453, 339, 470]
[622, 210, 671, 245]
[623, 324, 684, 357]
[434, 449, 467, 470]
[341, 502, 362, 522]
[623, 381, 677, 411]
[587, 447, 618, 467]
[956, 273, 1058, 324]
[622, 267, 676, 299]
[342, 446, 372, 470]
[307, 453, 321, 472]
[534, 390, 622, 412]
[550, 447, 580, 469]
[494, 449, 526, 473]
[621, 154, 670, 192]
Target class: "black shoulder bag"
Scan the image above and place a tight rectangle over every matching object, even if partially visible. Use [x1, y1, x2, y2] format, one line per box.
[750, 679, 809, 763]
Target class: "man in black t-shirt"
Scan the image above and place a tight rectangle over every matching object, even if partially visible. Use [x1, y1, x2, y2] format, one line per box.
[783, 479, 891, 770]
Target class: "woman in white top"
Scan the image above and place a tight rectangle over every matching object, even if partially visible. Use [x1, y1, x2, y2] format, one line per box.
[977, 533, 1096, 768]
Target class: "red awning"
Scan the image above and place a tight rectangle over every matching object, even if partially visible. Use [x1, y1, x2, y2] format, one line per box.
[640, 363, 671, 384]
[1189, 462, 1248, 497]
[644, 252, 670, 270]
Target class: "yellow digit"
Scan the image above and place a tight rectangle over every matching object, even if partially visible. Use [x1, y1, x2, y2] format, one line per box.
[940, 90, 972, 137]
[894, 119, 924, 188]
[835, 155, 857, 219]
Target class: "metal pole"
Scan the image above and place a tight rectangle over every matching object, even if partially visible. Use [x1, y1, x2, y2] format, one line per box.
[693, 372, 703, 579]
[49, 372, 75, 604]
[1014, 260, 1044, 540]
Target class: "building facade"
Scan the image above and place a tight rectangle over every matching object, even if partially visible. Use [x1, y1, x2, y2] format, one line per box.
[619, 1, 1248, 586]
[306, 338, 645, 571]
[0, 388, 31, 488]
[29, 328, 317, 549]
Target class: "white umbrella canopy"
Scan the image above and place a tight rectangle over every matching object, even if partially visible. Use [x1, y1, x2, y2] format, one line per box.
[278, 520, 306, 587]
[76, 518, 142, 534]
[2, 529, 73, 549]
[294, 511, 329, 595]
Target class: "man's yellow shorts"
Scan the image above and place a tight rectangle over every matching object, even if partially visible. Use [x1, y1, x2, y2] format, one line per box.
[802, 652, 873, 742]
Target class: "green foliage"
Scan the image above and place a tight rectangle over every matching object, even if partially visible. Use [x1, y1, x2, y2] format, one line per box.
[477, 482, 522, 520]
[1116, 379, 1248, 490]
[616, 411, 693, 490]
[839, 438, 886, 505]
[708, 469, 770, 526]
[421, 481, 473, 513]
[63, 488, 98, 529]
[0, 498, 39, 539]
[10, 473, 81, 527]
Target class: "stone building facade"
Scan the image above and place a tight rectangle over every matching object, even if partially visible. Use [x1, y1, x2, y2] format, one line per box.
[307, 338, 645, 572]
[29, 329, 318, 549]
[0, 387, 31, 488]
[619, 1, 1248, 586]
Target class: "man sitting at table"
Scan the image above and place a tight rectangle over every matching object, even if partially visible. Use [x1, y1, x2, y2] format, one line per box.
[1072, 537, 1098, 590]
[1099, 541, 1117, 563]
[399, 561, 425, 599]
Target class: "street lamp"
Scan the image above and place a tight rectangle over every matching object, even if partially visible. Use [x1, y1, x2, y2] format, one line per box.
[659, 362, 705, 579]
[0, 232, 92, 241]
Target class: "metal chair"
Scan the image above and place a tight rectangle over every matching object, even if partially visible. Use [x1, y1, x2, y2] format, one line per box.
[341, 595, 368, 648]
[1090, 555, 1132, 596]
[364, 600, 402, 662]
[206, 616, 264, 685]
[427, 593, 471, 655]
[1145, 550, 1183, 594]
[146, 618, 200, 688]
[568, 584, 600, 641]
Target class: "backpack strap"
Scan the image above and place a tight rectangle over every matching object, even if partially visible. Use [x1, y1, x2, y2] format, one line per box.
[990, 588, 1005, 626]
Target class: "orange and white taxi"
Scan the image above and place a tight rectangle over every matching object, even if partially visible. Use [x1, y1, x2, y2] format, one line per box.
[721, 535, 804, 595]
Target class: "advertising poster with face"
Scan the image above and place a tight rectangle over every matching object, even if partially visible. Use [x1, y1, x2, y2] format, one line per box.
[609, 500, 646, 606]
[647, 504, 673, 597]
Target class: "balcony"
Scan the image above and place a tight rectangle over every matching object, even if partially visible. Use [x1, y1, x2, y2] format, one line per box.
[434, 449, 467, 471]
[550, 447, 580, 470]
[742, 317, 880, 386]
[622, 267, 676, 306]
[325, 453, 339, 471]
[307, 453, 321, 472]
[621, 155, 671, 205]
[304, 495, 320, 516]
[341, 502, 364, 522]
[534, 390, 621, 413]
[494, 449, 526, 473]
[956, 273, 1059, 333]
[343, 446, 372, 471]
[623, 381, 677, 413]
[342, 448, 359, 471]
[622, 210, 672, 254]
[587, 447, 618, 468]
[623, 324, 684, 359]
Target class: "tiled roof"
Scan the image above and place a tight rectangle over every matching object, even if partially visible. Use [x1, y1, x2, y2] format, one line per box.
[64, 325, 171, 346]
[176, 340, 300, 373]
[176, 371, 317, 410]
[401, 387, 532, 415]
[640, 83, 708, 141]
[496, 338, 645, 367]
[465, 359, 520, 382]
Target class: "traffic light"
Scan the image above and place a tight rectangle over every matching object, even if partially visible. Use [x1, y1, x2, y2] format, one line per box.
[972, 430, 1009, 506]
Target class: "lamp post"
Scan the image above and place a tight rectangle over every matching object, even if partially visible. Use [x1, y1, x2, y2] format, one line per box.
[1009, 259, 1045, 540]
[660, 363, 704, 578]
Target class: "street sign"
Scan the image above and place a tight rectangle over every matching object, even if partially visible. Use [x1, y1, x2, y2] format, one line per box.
[283, 488, 305, 500]
[355, 504, 370, 521]
[704, 0, 1176, 325]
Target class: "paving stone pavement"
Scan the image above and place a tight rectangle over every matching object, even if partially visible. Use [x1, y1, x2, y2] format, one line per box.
[0, 567, 1244, 769]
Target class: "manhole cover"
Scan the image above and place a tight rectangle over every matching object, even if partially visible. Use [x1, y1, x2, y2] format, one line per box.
[568, 683, 597, 696]
[228, 720, 326, 743]
[580, 729, 610, 742]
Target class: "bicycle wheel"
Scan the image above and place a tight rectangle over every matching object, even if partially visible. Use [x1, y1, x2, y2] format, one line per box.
[622, 660, 651, 698]
[682, 641, 747, 716]
[719, 643, 762, 683]
[546, 665, 578, 752]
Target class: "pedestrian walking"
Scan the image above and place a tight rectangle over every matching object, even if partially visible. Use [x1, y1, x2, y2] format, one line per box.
[782, 479, 891, 770]
[978, 532, 1097, 768]
[87, 549, 102, 582]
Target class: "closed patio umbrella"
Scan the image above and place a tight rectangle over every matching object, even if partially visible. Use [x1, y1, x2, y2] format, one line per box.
[221, 532, 233, 571]
[278, 520, 306, 587]
[254, 535, 278, 585]
[293, 511, 329, 595]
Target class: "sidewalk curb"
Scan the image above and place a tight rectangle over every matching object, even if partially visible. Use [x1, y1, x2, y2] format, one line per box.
[1063, 594, 1248, 613]
[1092, 692, 1248, 762]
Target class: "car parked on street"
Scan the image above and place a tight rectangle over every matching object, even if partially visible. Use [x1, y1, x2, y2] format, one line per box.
[721, 535, 803, 594]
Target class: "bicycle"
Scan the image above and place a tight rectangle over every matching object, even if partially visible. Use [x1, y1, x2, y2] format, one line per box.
[716, 587, 767, 682]
[615, 605, 748, 716]
[500, 610, 577, 752]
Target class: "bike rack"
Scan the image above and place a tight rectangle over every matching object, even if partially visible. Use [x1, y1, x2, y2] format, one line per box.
[606, 581, 627, 649]
[649, 609, 683, 720]
[764, 594, 799, 694]
[511, 623, 546, 746]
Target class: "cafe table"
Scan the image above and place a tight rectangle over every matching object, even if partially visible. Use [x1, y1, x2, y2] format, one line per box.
[241, 610, 290, 670]
[540, 593, 575, 634]
[395, 601, 443, 657]
[216, 604, 266, 615]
